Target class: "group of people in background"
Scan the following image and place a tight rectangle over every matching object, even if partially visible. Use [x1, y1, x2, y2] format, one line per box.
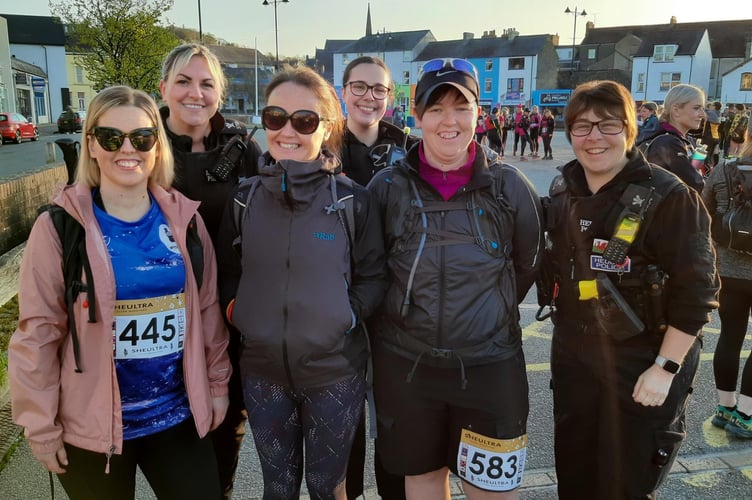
[7, 43, 751, 500]
[473, 103, 557, 161]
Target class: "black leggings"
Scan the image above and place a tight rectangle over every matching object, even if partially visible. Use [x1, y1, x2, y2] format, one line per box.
[58, 418, 219, 500]
[713, 276, 752, 396]
[514, 132, 529, 155]
[542, 134, 553, 157]
[529, 128, 540, 153]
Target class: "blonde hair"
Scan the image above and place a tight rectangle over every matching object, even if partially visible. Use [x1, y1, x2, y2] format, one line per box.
[77, 86, 174, 188]
[265, 65, 345, 154]
[161, 43, 227, 105]
[660, 84, 705, 123]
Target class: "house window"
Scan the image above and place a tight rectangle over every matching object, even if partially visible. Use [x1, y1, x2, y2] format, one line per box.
[508, 58, 525, 70]
[587, 48, 596, 60]
[78, 92, 86, 110]
[485, 59, 493, 71]
[659, 72, 682, 91]
[507, 78, 524, 93]
[741, 72, 752, 91]
[403, 70, 410, 84]
[484, 78, 492, 93]
[636, 73, 645, 93]
[653, 45, 677, 62]
[75, 66, 84, 84]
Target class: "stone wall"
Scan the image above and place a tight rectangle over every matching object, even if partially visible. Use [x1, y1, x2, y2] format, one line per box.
[0, 166, 68, 254]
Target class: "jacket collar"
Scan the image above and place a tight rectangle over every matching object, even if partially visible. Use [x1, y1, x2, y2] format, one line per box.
[258, 149, 342, 207]
[561, 148, 653, 196]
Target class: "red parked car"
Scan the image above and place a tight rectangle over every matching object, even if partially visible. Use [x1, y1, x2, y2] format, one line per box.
[0, 112, 39, 144]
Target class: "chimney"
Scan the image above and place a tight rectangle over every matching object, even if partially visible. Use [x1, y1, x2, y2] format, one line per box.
[670, 16, 677, 26]
[463, 32, 474, 40]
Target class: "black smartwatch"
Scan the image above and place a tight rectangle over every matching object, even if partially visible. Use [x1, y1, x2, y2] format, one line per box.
[655, 355, 681, 374]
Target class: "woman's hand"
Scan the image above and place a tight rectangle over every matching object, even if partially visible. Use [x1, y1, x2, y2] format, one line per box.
[34, 446, 68, 474]
[632, 363, 674, 407]
[211, 395, 230, 431]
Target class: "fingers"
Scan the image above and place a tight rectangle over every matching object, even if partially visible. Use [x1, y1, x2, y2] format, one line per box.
[36, 448, 68, 474]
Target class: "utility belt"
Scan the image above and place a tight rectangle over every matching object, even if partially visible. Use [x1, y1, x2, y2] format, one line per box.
[555, 265, 668, 341]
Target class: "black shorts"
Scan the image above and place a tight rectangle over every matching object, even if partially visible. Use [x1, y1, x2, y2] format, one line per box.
[374, 344, 529, 488]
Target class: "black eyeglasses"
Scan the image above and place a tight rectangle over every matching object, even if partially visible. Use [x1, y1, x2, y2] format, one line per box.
[91, 127, 158, 152]
[569, 119, 625, 137]
[346, 81, 391, 100]
[262, 106, 324, 135]
[419, 58, 479, 81]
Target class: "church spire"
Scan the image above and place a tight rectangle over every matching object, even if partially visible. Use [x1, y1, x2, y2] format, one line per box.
[366, 2, 373, 36]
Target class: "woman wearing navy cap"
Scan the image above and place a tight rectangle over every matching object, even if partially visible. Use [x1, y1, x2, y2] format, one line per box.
[367, 59, 543, 499]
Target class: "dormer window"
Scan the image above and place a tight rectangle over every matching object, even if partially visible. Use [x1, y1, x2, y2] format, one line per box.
[653, 45, 677, 62]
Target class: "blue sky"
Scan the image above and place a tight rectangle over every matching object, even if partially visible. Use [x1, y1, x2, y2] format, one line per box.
[3, 0, 751, 58]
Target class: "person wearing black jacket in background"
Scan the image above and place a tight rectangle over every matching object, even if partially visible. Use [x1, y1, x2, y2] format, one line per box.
[543, 80, 718, 499]
[339, 55, 417, 500]
[639, 84, 706, 193]
[159, 43, 263, 499]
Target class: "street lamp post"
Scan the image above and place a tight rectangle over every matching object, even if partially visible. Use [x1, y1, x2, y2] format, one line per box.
[564, 6, 587, 88]
[263, 0, 289, 71]
[197, 0, 203, 43]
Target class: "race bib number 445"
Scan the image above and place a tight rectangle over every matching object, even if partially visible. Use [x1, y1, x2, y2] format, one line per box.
[457, 428, 528, 492]
[112, 294, 186, 360]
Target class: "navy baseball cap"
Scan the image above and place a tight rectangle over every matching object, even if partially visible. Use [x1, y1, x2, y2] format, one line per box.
[415, 58, 479, 107]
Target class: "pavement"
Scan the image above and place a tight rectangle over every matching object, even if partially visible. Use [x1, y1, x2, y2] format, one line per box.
[2, 128, 752, 499]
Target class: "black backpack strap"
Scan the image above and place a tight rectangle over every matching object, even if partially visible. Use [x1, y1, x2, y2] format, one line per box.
[47, 206, 93, 373]
[185, 215, 204, 290]
[232, 177, 262, 253]
[329, 175, 356, 250]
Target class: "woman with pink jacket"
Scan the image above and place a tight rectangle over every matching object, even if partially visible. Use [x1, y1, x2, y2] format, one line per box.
[9, 86, 230, 500]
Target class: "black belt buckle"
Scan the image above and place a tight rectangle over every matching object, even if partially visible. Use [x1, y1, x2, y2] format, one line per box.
[430, 348, 453, 359]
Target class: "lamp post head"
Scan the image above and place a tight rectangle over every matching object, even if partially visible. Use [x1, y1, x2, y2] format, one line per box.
[263, 0, 269, 4]
[564, 6, 587, 15]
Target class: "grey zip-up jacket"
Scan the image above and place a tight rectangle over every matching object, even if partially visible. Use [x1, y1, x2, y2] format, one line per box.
[216, 151, 387, 389]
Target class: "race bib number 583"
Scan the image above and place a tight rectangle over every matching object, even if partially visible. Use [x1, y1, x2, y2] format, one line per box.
[457, 428, 528, 492]
[112, 294, 186, 360]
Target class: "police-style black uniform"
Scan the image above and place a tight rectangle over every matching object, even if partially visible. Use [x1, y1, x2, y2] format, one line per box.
[543, 150, 718, 499]
[162, 107, 263, 499]
[340, 119, 417, 500]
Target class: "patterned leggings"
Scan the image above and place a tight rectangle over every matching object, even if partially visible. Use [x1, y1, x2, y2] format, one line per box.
[243, 373, 366, 500]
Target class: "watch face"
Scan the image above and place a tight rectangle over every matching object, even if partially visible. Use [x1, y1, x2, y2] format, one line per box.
[663, 359, 681, 374]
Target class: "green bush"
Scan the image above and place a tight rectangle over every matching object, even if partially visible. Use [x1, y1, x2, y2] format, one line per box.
[0, 295, 19, 393]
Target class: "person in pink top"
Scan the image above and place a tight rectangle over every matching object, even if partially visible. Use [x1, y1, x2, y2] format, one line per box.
[9, 86, 230, 500]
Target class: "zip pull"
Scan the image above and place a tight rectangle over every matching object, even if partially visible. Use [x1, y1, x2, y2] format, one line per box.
[105, 445, 115, 474]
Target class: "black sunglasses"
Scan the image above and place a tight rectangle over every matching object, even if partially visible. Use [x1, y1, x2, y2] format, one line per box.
[91, 127, 158, 152]
[262, 106, 324, 135]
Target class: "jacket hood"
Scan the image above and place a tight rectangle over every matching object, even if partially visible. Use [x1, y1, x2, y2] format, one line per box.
[259, 149, 342, 208]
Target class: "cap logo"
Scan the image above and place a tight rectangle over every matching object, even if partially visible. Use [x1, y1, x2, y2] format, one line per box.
[435, 69, 457, 77]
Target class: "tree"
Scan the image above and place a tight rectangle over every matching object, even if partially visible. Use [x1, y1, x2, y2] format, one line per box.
[50, 0, 180, 94]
